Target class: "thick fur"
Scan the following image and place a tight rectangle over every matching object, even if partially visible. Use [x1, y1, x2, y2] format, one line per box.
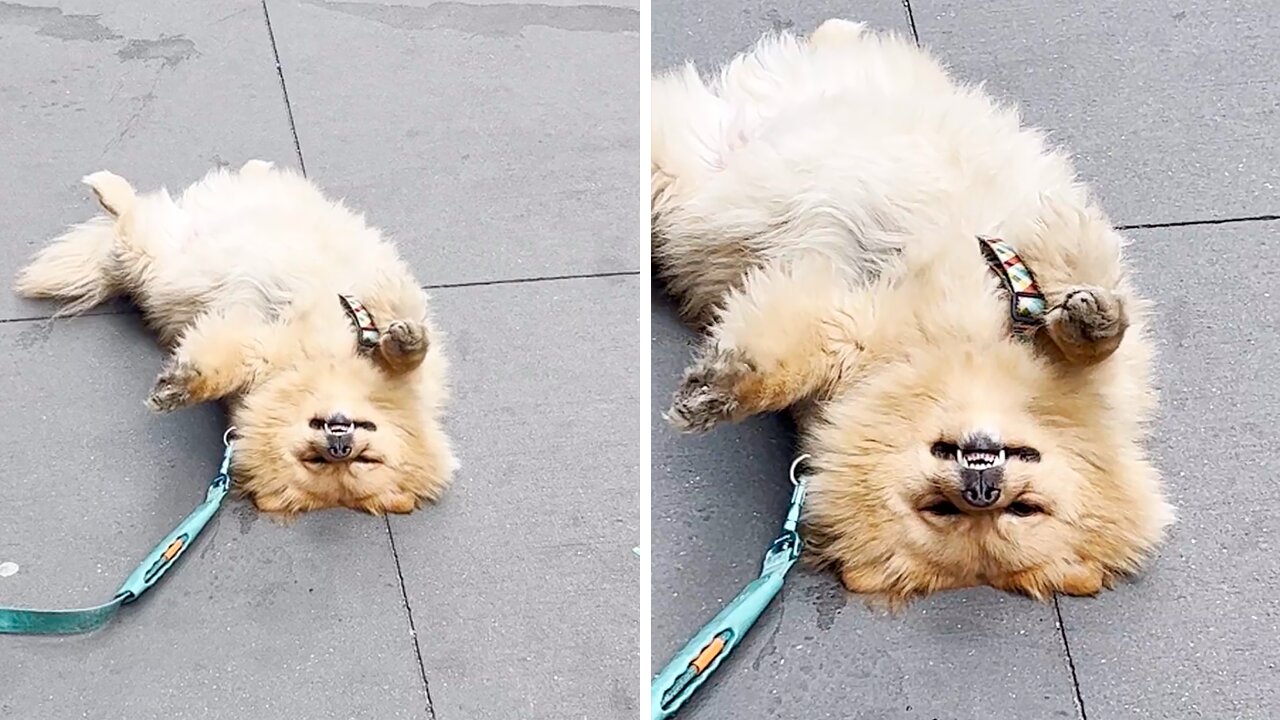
[16, 160, 456, 516]
[653, 20, 1174, 607]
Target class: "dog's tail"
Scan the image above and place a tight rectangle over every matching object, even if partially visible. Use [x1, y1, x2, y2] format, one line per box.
[14, 172, 136, 316]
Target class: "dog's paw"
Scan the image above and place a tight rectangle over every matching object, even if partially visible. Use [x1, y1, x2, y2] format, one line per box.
[665, 348, 751, 433]
[1045, 286, 1129, 364]
[383, 320, 429, 356]
[376, 320, 429, 375]
[82, 170, 136, 217]
[146, 361, 198, 413]
[239, 159, 275, 176]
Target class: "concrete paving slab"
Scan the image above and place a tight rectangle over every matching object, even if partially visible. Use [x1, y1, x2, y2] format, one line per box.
[650, 296, 1081, 720]
[0, 0, 299, 322]
[913, 0, 1280, 226]
[264, 0, 641, 286]
[1057, 220, 1280, 720]
[0, 314, 426, 719]
[652, 0, 910, 70]
[390, 275, 640, 719]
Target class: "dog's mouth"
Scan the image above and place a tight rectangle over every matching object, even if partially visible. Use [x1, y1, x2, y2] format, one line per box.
[302, 451, 384, 466]
[918, 496, 1048, 518]
[301, 413, 383, 465]
[930, 441, 1041, 465]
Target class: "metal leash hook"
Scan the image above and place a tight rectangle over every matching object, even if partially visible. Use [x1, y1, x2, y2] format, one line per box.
[650, 454, 812, 719]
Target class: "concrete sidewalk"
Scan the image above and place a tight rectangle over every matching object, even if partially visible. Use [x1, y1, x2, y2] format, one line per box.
[651, 2, 1280, 719]
[1, 2, 639, 718]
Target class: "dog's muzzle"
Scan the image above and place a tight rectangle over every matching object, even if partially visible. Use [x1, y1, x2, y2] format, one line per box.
[323, 413, 356, 460]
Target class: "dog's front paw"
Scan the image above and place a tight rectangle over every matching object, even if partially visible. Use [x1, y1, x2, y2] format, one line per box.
[146, 361, 198, 413]
[1045, 286, 1129, 365]
[385, 320, 428, 355]
[377, 319, 429, 374]
[665, 348, 751, 433]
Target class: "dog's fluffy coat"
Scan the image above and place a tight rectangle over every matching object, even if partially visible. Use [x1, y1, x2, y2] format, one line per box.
[16, 160, 456, 516]
[653, 20, 1173, 605]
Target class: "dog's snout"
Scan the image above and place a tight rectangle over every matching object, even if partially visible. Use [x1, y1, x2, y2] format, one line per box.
[960, 466, 1003, 508]
[325, 433, 354, 460]
[327, 439, 353, 459]
[317, 412, 357, 460]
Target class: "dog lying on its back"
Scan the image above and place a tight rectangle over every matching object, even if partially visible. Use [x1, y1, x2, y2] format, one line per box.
[652, 20, 1174, 606]
[16, 160, 456, 516]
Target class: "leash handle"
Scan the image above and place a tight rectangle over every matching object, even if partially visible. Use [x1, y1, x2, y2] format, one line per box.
[651, 570, 788, 719]
[650, 462, 810, 719]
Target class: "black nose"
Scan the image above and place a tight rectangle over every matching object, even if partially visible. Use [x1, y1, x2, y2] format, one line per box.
[323, 413, 355, 459]
[960, 467, 1003, 508]
[327, 434, 353, 459]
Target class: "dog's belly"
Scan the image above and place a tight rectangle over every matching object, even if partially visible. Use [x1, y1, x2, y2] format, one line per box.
[653, 35, 1088, 314]
[132, 173, 395, 340]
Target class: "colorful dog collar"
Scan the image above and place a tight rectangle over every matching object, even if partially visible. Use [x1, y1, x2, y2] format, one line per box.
[338, 294, 381, 353]
[977, 235, 1048, 340]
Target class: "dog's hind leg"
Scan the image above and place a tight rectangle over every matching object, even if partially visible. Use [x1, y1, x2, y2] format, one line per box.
[666, 257, 859, 433]
[147, 307, 272, 412]
[13, 172, 140, 315]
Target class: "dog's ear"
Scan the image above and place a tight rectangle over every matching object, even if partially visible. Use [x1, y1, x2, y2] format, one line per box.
[82, 171, 136, 217]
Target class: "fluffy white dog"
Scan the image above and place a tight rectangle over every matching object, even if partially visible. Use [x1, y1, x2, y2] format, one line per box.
[652, 20, 1173, 605]
[17, 160, 456, 516]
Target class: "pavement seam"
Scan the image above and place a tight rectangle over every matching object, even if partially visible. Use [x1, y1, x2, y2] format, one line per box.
[1053, 595, 1089, 720]
[261, 0, 309, 175]
[423, 269, 639, 290]
[384, 517, 438, 719]
[1118, 213, 1280, 230]
[901, 0, 921, 45]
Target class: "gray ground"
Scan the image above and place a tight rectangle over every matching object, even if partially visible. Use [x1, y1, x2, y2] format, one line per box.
[1, 2, 639, 718]
[652, 2, 1279, 719]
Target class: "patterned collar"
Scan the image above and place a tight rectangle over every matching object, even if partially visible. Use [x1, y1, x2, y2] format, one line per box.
[977, 235, 1048, 340]
[338, 294, 381, 353]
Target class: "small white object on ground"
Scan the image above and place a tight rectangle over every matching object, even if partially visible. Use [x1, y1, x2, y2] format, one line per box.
[0, 562, 19, 577]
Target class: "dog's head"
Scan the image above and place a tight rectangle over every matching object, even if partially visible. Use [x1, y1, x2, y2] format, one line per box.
[802, 271, 1173, 607]
[228, 355, 452, 516]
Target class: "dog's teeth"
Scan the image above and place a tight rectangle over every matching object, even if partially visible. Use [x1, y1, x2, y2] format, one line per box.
[956, 449, 1007, 470]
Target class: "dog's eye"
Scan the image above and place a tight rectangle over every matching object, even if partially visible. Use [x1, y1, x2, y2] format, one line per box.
[308, 418, 325, 430]
[1006, 501, 1046, 517]
[1008, 446, 1042, 462]
[355, 421, 378, 432]
[352, 456, 383, 465]
[920, 500, 962, 516]
[930, 442, 959, 459]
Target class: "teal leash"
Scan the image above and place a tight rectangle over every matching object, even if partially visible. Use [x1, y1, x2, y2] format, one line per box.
[651, 455, 811, 719]
[0, 429, 236, 635]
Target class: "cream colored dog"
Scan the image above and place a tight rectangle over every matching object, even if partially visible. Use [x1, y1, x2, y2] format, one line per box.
[653, 20, 1174, 606]
[16, 160, 456, 516]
